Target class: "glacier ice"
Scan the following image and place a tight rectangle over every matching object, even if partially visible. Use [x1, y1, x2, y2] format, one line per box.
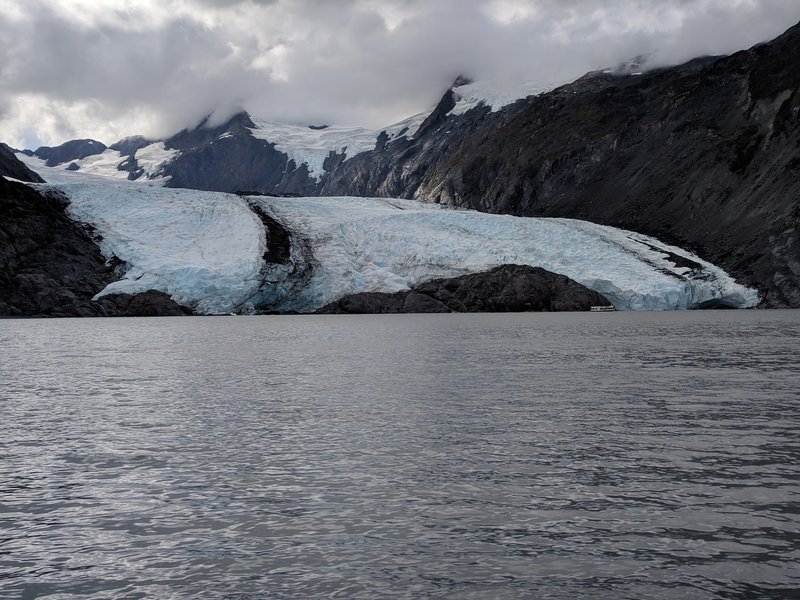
[49, 183, 265, 314]
[129, 142, 180, 179]
[250, 196, 759, 312]
[41, 183, 759, 314]
[448, 78, 568, 116]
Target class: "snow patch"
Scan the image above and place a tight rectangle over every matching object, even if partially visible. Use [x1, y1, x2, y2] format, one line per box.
[15, 150, 171, 186]
[133, 142, 180, 179]
[248, 111, 427, 179]
[448, 79, 566, 116]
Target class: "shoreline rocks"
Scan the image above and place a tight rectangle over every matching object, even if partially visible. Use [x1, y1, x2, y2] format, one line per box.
[316, 265, 612, 314]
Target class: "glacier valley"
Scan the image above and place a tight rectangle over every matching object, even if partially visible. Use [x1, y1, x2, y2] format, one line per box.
[41, 182, 760, 314]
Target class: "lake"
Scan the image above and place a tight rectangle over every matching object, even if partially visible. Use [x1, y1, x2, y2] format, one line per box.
[1, 311, 799, 599]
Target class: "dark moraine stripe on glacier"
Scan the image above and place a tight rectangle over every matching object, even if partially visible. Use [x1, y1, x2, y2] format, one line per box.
[247, 202, 293, 265]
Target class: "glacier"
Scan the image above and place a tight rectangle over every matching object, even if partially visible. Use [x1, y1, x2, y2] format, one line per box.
[249, 196, 760, 312]
[448, 78, 568, 116]
[47, 183, 265, 314]
[40, 182, 760, 314]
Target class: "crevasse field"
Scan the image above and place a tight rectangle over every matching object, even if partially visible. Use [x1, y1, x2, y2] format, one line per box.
[42, 182, 759, 314]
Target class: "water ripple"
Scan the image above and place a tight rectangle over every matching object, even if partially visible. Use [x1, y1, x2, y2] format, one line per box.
[1, 311, 799, 598]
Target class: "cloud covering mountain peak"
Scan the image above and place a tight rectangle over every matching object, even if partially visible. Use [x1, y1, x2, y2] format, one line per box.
[2, 0, 799, 148]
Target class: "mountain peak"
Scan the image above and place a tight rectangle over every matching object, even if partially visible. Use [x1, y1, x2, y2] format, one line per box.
[32, 139, 107, 167]
[451, 75, 473, 89]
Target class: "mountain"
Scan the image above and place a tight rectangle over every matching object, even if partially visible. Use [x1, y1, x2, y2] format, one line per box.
[13, 108, 431, 193]
[27, 139, 107, 167]
[0, 143, 44, 183]
[10, 22, 800, 307]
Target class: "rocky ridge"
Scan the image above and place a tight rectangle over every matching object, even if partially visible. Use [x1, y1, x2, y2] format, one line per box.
[317, 265, 612, 314]
[0, 143, 44, 183]
[0, 176, 190, 317]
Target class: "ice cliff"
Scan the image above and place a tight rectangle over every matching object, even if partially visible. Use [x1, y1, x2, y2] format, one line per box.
[47, 183, 760, 314]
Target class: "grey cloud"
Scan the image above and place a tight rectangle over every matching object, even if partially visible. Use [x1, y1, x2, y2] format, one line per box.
[2, 0, 800, 148]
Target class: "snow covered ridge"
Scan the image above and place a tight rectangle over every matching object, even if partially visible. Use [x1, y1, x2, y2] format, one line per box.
[250, 77, 576, 179]
[16, 143, 178, 186]
[43, 183, 759, 314]
[248, 112, 428, 180]
[448, 78, 567, 116]
[14, 77, 571, 186]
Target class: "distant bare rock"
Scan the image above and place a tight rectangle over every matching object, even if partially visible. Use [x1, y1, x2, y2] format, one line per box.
[0, 143, 44, 183]
[317, 265, 611, 314]
[33, 139, 106, 167]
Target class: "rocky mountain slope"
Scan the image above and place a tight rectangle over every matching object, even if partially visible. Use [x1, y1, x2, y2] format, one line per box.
[0, 176, 190, 317]
[0, 143, 44, 183]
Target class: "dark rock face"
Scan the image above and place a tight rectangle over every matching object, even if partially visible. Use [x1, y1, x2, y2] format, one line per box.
[0, 144, 44, 183]
[108, 135, 153, 157]
[34, 139, 107, 167]
[95, 291, 192, 317]
[162, 113, 318, 195]
[0, 178, 191, 317]
[316, 265, 611, 314]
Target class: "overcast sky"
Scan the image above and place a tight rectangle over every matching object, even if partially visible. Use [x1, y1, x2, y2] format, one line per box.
[1, 0, 799, 149]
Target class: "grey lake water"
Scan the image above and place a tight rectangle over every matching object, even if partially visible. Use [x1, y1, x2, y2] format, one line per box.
[1, 311, 799, 599]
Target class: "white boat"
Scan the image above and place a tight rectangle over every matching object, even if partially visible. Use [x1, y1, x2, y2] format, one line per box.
[590, 305, 616, 312]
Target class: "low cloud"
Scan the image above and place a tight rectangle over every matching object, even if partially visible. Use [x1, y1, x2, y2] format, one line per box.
[1, 0, 799, 148]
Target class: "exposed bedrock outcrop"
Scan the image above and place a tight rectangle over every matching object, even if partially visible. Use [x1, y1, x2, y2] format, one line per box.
[95, 291, 192, 317]
[316, 265, 612, 314]
[0, 178, 191, 317]
[163, 113, 318, 195]
[32, 139, 107, 167]
[0, 144, 44, 183]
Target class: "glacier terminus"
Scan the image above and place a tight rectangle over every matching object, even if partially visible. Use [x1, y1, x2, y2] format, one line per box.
[42, 182, 759, 315]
